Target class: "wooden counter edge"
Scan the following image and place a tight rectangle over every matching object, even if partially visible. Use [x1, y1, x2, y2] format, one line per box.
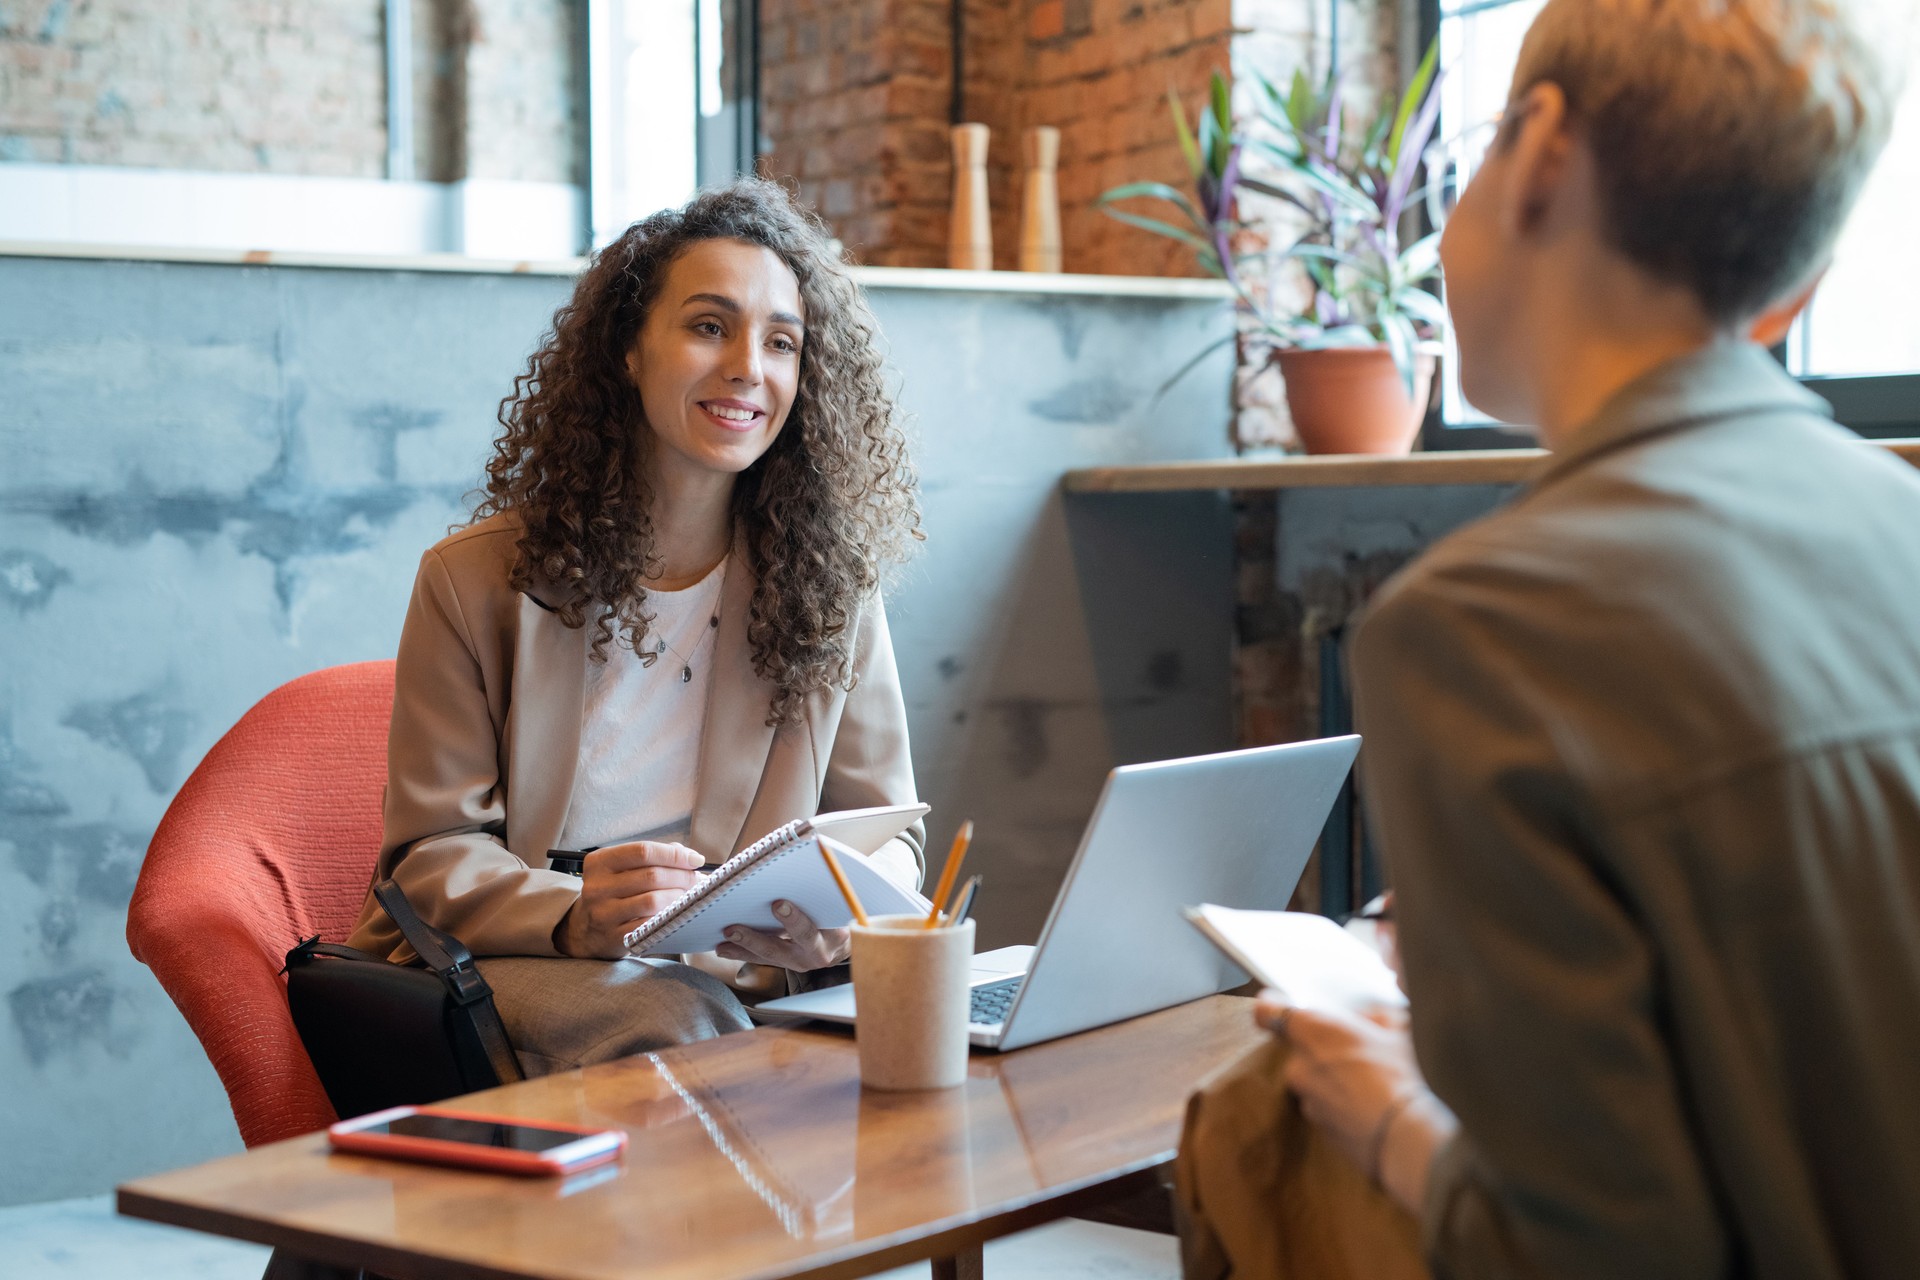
[1064, 438, 1920, 493]
[117, 1158, 1169, 1280]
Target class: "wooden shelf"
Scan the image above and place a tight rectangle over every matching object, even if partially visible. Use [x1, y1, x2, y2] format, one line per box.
[1063, 440, 1920, 493]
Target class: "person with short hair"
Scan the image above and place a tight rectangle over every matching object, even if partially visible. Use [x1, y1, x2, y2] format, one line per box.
[1259, 1, 1920, 1276]
[348, 178, 926, 1073]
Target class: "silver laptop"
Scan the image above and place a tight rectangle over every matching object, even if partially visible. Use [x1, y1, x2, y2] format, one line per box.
[752, 735, 1360, 1051]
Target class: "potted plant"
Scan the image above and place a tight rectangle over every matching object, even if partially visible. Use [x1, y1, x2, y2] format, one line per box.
[1099, 44, 1448, 455]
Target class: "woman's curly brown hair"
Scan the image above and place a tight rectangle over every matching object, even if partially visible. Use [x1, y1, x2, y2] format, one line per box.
[473, 178, 921, 725]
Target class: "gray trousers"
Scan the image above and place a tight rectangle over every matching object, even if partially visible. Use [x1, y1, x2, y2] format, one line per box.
[264, 958, 751, 1280]
[474, 955, 754, 1076]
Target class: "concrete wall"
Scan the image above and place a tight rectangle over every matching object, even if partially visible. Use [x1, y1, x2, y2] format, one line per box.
[0, 251, 1236, 1204]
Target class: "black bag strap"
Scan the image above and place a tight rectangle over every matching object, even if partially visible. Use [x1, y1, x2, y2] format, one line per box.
[281, 936, 381, 972]
[371, 880, 524, 1085]
[373, 880, 476, 981]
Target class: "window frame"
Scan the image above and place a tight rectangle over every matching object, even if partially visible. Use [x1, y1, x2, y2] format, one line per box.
[1417, 0, 1920, 448]
[587, 0, 761, 251]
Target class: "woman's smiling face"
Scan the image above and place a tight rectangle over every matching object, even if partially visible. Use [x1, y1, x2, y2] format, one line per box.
[626, 238, 805, 486]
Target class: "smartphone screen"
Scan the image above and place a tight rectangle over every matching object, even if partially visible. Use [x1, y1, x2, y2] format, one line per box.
[358, 1114, 585, 1152]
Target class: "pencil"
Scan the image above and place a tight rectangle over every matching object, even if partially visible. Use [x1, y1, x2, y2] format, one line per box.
[925, 819, 974, 929]
[948, 874, 983, 925]
[819, 841, 870, 927]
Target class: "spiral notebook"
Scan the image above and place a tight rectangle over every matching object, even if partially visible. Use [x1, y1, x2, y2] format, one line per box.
[622, 803, 931, 956]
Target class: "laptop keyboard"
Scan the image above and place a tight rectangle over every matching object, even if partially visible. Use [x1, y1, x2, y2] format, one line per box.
[969, 976, 1024, 1025]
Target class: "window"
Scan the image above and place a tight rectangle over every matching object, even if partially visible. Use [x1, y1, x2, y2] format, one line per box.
[1, 4, 759, 262]
[1432, 0, 1547, 432]
[589, 0, 759, 251]
[1428, 0, 1920, 437]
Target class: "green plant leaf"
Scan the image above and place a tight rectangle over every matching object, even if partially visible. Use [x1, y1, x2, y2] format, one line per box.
[1387, 38, 1440, 168]
[1397, 231, 1443, 282]
[1287, 68, 1313, 134]
[1249, 132, 1309, 173]
[1169, 89, 1202, 180]
[1283, 242, 1386, 280]
[1098, 206, 1219, 257]
[1303, 255, 1341, 295]
[1294, 162, 1379, 216]
[1393, 286, 1448, 329]
[1098, 181, 1211, 229]
[1381, 309, 1419, 398]
[1234, 173, 1321, 216]
[1257, 83, 1310, 151]
[1210, 71, 1235, 172]
[1291, 324, 1378, 350]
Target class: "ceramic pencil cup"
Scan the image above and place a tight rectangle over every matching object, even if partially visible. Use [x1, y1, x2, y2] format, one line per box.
[850, 913, 977, 1090]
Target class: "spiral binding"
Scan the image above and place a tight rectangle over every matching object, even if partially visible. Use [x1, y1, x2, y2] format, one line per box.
[621, 818, 813, 952]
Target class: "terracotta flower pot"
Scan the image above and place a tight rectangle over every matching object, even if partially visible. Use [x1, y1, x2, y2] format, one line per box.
[1275, 346, 1437, 456]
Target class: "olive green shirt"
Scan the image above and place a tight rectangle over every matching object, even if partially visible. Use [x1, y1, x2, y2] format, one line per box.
[1352, 341, 1920, 1280]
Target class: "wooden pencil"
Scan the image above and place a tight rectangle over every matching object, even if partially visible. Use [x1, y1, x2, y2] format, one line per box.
[819, 842, 870, 927]
[925, 819, 975, 929]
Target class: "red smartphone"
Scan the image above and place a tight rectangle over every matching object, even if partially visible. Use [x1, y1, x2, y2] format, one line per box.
[328, 1105, 626, 1176]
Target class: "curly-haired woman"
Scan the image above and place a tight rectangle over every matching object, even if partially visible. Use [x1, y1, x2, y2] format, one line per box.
[346, 179, 926, 1072]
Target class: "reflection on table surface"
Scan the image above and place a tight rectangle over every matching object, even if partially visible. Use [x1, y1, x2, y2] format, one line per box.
[119, 995, 1264, 1280]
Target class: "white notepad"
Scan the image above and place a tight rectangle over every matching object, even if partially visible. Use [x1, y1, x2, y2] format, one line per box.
[1183, 904, 1406, 1015]
[622, 803, 931, 956]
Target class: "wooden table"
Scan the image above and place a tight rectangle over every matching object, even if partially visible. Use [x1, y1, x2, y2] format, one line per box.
[119, 995, 1264, 1280]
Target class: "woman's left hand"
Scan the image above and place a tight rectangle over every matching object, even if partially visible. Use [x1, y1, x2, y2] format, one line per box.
[715, 900, 850, 971]
[1258, 997, 1424, 1174]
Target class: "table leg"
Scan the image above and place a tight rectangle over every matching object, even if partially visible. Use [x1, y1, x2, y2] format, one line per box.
[930, 1242, 984, 1280]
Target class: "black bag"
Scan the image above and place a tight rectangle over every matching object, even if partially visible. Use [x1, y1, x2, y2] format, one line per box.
[283, 880, 524, 1121]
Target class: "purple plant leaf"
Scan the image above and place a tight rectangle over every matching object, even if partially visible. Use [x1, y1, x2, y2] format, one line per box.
[1214, 143, 1243, 284]
[1323, 69, 1346, 167]
[1383, 68, 1446, 229]
[1361, 221, 1391, 269]
[1219, 143, 1243, 213]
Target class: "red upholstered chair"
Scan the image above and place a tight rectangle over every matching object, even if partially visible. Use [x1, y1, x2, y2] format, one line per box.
[128, 660, 395, 1147]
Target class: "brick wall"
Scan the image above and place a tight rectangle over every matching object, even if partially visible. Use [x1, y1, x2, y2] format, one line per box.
[761, 0, 1237, 274]
[759, 0, 954, 267]
[0, 0, 579, 183]
[759, 0, 1401, 281]
[0, 0, 388, 173]
[988, 0, 1233, 276]
[464, 0, 582, 185]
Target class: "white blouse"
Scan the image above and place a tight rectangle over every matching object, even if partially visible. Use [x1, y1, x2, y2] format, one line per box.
[557, 559, 727, 851]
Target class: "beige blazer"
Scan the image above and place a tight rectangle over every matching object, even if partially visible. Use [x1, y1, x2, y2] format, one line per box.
[347, 512, 926, 996]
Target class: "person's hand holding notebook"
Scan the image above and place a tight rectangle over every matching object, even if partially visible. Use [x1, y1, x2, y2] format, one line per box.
[622, 804, 931, 956]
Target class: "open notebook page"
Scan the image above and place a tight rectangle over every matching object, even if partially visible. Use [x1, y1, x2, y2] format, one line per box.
[629, 832, 931, 957]
[1185, 904, 1406, 1015]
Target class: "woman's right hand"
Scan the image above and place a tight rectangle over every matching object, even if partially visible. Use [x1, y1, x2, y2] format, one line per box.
[555, 842, 707, 959]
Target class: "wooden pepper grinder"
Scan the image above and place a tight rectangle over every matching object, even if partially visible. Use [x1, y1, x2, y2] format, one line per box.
[948, 123, 992, 271]
[1019, 126, 1062, 273]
